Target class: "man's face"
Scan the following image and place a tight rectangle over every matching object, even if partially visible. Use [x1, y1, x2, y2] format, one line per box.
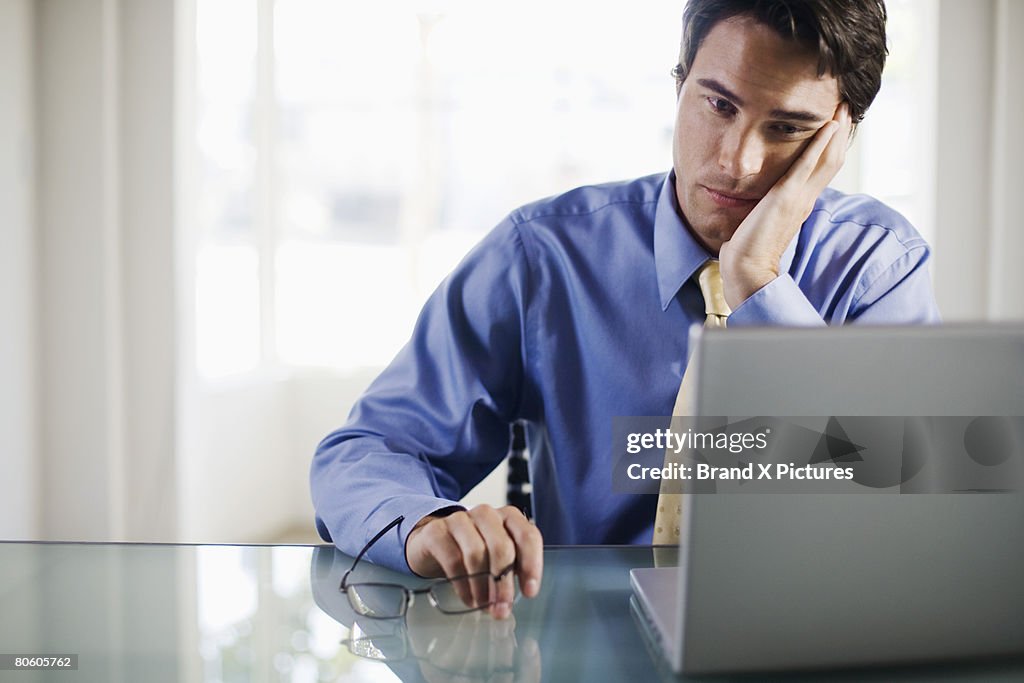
[672, 15, 841, 254]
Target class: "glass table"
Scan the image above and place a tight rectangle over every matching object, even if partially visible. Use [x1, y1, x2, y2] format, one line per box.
[0, 541, 1021, 682]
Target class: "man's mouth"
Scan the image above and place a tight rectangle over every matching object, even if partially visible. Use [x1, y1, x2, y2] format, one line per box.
[700, 185, 760, 208]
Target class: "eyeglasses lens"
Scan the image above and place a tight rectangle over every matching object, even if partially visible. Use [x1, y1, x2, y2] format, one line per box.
[347, 583, 407, 618]
[430, 572, 519, 613]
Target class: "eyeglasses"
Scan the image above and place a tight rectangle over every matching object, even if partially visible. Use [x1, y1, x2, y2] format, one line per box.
[339, 515, 519, 619]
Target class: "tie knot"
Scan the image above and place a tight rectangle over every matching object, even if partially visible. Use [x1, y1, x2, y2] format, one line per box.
[696, 260, 731, 321]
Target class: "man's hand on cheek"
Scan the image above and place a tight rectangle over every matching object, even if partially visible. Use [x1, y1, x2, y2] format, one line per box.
[719, 102, 852, 310]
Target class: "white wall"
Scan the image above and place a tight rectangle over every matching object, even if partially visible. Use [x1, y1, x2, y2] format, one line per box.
[0, 0, 37, 540]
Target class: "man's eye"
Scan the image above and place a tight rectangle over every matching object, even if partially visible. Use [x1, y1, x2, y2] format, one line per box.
[772, 123, 805, 136]
[706, 97, 735, 115]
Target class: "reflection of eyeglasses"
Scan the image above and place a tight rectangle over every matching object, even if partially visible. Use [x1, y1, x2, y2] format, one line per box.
[342, 621, 519, 677]
[339, 515, 518, 619]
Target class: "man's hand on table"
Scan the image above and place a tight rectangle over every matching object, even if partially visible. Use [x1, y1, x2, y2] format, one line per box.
[719, 102, 853, 310]
[405, 504, 543, 620]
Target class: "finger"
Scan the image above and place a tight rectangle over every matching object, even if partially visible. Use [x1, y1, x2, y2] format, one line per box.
[445, 512, 493, 609]
[814, 101, 851, 177]
[837, 100, 852, 130]
[837, 101, 854, 150]
[428, 611, 476, 672]
[445, 511, 489, 572]
[465, 612, 498, 671]
[484, 570, 515, 619]
[781, 118, 839, 188]
[469, 505, 518, 615]
[500, 507, 544, 598]
[410, 517, 467, 579]
[443, 543, 491, 613]
[515, 637, 543, 683]
[487, 615, 518, 664]
[469, 505, 517, 573]
[414, 517, 475, 606]
[466, 572, 493, 613]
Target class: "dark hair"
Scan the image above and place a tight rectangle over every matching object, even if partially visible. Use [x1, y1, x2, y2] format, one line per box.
[672, 0, 888, 124]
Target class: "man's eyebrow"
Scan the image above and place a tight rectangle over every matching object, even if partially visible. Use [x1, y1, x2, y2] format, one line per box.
[697, 78, 745, 105]
[695, 77, 829, 123]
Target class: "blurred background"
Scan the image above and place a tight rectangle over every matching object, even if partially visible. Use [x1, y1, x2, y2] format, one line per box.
[2, 0, 1022, 545]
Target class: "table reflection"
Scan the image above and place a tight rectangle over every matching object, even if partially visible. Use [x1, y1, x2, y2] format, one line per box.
[0, 542, 660, 683]
[194, 545, 357, 681]
[9, 542, 1017, 682]
[312, 546, 542, 682]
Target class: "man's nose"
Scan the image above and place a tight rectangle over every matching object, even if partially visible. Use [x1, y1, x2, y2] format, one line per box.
[718, 126, 764, 179]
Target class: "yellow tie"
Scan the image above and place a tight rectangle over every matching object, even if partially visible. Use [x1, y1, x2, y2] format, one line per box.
[653, 260, 731, 544]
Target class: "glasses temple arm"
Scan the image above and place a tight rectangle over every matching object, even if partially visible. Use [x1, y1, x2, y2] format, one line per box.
[342, 515, 406, 586]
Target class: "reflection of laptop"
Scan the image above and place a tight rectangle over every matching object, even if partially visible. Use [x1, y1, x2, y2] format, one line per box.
[630, 324, 1024, 675]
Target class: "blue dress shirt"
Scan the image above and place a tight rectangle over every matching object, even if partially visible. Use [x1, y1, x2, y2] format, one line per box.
[310, 171, 941, 572]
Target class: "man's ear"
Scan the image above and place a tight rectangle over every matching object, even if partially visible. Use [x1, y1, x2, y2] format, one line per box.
[671, 63, 685, 99]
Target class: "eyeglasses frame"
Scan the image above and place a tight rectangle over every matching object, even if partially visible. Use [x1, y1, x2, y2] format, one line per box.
[338, 514, 517, 619]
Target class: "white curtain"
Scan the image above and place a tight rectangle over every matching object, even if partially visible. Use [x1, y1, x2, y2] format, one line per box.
[933, 0, 1024, 321]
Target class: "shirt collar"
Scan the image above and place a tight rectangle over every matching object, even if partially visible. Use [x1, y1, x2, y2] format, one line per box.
[654, 171, 713, 311]
[653, 170, 801, 311]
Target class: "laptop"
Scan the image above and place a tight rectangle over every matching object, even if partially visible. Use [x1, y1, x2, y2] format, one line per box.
[630, 324, 1024, 675]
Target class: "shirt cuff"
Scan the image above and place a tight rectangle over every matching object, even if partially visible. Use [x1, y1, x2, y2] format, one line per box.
[728, 274, 826, 327]
[363, 495, 466, 573]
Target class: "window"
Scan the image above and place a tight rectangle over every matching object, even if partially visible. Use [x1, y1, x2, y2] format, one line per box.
[193, 0, 937, 379]
[843, 0, 938, 240]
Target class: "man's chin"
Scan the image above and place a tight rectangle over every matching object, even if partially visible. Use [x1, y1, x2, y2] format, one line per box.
[679, 191, 745, 251]
[688, 215, 740, 252]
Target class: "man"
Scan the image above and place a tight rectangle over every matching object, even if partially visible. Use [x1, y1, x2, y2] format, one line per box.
[311, 0, 939, 620]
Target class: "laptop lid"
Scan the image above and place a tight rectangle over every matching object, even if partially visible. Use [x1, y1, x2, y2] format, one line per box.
[661, 324, 1024, 674]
